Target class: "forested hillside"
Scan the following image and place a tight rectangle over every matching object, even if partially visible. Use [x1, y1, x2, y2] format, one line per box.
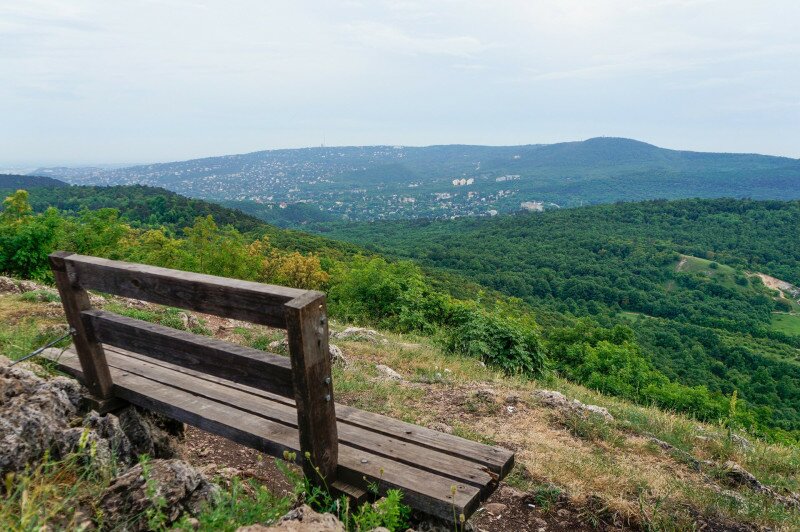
[325, 199, 800, 435]
[0, 182, 363, 257]
[34, 138, 800, 222]
[0, 174, 66, 189]
[2, 187, 798, 441]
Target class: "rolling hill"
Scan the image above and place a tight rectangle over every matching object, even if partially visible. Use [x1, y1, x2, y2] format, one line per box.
[0, 174, 66, 189]
[33, 138, 800, 222]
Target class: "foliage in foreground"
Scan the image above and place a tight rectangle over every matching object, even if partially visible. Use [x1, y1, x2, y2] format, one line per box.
[275, 452, 412, 532]
[0, 432, 115, 531]
[0, 445, 411, 532]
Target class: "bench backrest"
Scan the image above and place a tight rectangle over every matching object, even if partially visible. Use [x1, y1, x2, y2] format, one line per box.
[49, 251, 338, 480]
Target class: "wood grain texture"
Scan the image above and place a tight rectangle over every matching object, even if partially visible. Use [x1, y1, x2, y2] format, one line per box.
[96, 346, 494, 491]
[48, 251, 114, 398]
[95, 344, 514, 477]
[43, 348, 481, 520]
[285, 291, 338, 483]
[61, 253, 307, 328]
[81, 309, 294, 397]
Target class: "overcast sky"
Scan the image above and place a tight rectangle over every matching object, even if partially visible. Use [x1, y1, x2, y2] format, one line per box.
[1, 0, 799, 166]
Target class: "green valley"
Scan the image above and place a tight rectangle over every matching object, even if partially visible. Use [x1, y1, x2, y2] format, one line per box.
[325, 198, 800, 437]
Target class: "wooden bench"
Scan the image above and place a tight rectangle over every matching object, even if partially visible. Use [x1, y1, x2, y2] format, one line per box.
[41, 252, 514, 521]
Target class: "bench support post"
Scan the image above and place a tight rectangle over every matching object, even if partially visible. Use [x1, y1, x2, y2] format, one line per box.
[285, 291, 338, 484]
[49, 252, 116, 405]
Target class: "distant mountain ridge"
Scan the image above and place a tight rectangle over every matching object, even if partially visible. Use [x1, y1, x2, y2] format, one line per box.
[33, 138, 800, 222]
[0, 174, 67, 189]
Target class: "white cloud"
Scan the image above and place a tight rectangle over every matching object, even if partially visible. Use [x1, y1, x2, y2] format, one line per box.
[0, 0, 798, 163]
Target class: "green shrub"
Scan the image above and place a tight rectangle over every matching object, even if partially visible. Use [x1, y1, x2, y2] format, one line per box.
[443, 304, 546, 376]
[328, 257, 450, 333]
[18, 290, 60, 303]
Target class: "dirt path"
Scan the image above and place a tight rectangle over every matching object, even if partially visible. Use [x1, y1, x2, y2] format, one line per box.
[675, 256, 688, 272]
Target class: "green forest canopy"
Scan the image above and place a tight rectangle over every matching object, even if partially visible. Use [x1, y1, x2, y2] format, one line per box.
[325, 198, 800, 436]
[2, 187, 799, 441]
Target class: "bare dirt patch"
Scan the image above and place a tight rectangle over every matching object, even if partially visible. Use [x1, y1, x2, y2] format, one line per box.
[181, 425, 295, 498]
[753, 272, 799, 299]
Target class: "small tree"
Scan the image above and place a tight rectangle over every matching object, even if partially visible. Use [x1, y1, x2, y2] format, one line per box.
[1, 190, 33, 222]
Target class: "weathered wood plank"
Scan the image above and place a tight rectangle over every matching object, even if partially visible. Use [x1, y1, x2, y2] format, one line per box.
[43, 348, 480, 520]
[60, 253, 307, 328]
[48, 252, 114, 399]
[285, 291, 338, 483]
[335, 407, 514, 479]
[106, 346, 514, 477]
[81, 310, 294, 397]
[96, 347, 495, 491]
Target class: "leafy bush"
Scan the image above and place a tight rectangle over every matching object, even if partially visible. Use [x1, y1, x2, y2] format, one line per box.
[443, 304, 546, 376]
[0, 192, 61, 280]
[328, 257, 450, 333]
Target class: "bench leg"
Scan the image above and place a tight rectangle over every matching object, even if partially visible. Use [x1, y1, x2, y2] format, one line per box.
[285, 292, 338, 485]
[50, 251, 116, 401]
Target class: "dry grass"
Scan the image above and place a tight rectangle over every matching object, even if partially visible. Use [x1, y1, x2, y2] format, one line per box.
[326, 325, 800, 531]
[3, 293, 800, 530]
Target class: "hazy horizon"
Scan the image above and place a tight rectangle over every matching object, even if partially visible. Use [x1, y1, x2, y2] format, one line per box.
[2, 1, 799, 165]
[1, 135, 796, 173]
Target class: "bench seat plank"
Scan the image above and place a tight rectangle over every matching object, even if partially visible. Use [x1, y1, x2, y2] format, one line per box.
[93, 345, 514, 478]
[42, 347, 510, 520]
[100, 347, 497, 492]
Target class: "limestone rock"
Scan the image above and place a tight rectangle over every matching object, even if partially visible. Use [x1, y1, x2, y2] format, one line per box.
[0, 355, 183, 475]
[332, 327, 382, 342]
[328, 344, 348, 366]
[268, 338, 288, 352]
[0, 356, 84, 474]
[99, 459, 218, 531]
[178, 312, 202, 330]
[269, 338, 346, 366]
[730, 433, 753, 452]
[375, 364, 403, 381]
[533, 389, 614, 421]
[505, 394, 521, 405]
[724, 461, 764, 491]
[117, 405, 185, 458]
[119, 297, 153, 310]
[723, 461, 800, 508]
[473, 388, 497, 402]
[17, 279, 48, 293]
[428, 422, 453, 434]
[482, 502, 507, 515]
[64, 406, 183, 469]
[0, 276, 21, 294]
[237, 504, 344, 531]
